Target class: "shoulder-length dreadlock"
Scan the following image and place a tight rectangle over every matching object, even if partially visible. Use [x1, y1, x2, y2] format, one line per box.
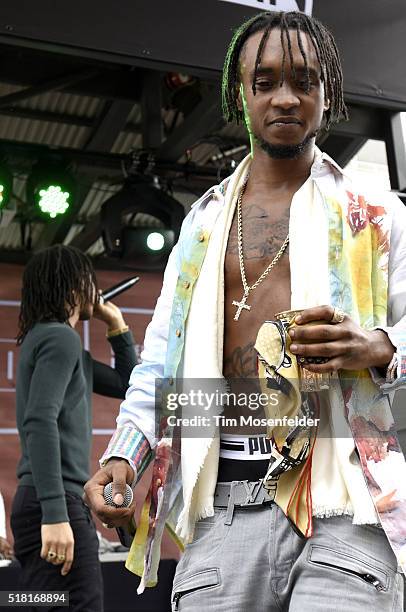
[222, 11, 348, 130]
[17, 245, 98, 344]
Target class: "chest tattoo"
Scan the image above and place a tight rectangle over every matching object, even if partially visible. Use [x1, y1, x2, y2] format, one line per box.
[223, 341, 258, 378]
[227, 205, 290, 260]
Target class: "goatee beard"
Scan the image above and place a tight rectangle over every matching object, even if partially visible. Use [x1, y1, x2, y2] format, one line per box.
[257, 132, 316, 159]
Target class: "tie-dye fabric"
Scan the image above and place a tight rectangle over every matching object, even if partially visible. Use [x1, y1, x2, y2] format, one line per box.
[101, 151, 406, 590]
[326, 188, 406, 571]
[254, 184, 406, 572]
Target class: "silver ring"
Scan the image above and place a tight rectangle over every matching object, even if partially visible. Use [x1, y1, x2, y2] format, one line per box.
[331, 307, 346, 324]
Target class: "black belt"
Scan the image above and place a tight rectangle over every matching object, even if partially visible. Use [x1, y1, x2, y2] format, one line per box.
[214, 478, 277, 525]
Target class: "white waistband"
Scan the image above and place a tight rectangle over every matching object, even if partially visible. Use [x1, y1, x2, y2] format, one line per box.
[219, 433, 272, 461]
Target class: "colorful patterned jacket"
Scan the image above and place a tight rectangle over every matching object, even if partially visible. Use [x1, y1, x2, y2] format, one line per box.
[101, 150, 406, 590]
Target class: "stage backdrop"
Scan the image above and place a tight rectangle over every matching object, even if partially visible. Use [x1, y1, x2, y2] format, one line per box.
[0, 262, 180, 559]
[0, 0, 405, 109]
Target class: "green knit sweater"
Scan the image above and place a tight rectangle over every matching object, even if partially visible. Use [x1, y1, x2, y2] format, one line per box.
[16, 322, 136, 524]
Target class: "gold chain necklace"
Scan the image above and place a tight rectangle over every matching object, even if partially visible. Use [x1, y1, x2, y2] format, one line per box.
[232, 175, 290, 321]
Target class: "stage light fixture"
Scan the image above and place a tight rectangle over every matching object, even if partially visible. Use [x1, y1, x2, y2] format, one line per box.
[0, 164, 13, 209]
[121, 228, 175, 264]
[38, 184, 70, 218]
[147, 232, 165, 251]
[101, 177, 185, 271]
[26, 161, 75, 219]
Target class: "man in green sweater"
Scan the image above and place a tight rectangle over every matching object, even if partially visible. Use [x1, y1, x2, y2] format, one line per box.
[11, 245, 137, 612]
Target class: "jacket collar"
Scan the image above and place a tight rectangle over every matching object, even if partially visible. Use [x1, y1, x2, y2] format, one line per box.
[206, 146, 348, 206]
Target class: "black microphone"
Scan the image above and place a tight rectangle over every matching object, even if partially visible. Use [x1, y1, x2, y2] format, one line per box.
[100, 276, 140, 304]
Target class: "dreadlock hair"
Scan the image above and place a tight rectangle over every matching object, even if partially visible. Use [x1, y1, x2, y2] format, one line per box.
[17, 244, 98, 344]
[222, 11, 348, 131]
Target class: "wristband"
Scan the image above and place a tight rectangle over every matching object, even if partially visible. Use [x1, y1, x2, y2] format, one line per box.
[106, 325, 129, 338]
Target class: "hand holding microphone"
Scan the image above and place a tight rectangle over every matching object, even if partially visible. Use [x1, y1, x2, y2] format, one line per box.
[83, 458, 136, 529]
[102, 476, 134, 530]
[102, 482, 137, 545]
[93, 276, 140, 331]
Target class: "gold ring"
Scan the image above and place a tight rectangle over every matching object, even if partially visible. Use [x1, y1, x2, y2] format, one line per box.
[57, 554, 66, 561]
[331, 307, 346, 324]
[47, 551, 57, 559]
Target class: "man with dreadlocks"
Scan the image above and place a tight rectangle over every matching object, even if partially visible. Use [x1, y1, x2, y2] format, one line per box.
[85, 11, 406, 611]
[11, 245, 137, 611]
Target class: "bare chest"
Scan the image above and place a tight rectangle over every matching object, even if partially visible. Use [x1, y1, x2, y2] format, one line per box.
[223, 200, 291, 378]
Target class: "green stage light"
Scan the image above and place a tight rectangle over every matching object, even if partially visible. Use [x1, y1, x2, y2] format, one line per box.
[0, 184, 6, 206]
[27, 161, 75, 220]
[0, 164, 13, 209]
[38, 185, 71, 218]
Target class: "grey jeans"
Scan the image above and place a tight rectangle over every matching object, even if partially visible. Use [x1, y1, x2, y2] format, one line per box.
[171, 504, 404, 611]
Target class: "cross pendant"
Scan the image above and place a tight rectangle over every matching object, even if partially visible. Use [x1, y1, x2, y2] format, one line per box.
[232, 292, 251, 321]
